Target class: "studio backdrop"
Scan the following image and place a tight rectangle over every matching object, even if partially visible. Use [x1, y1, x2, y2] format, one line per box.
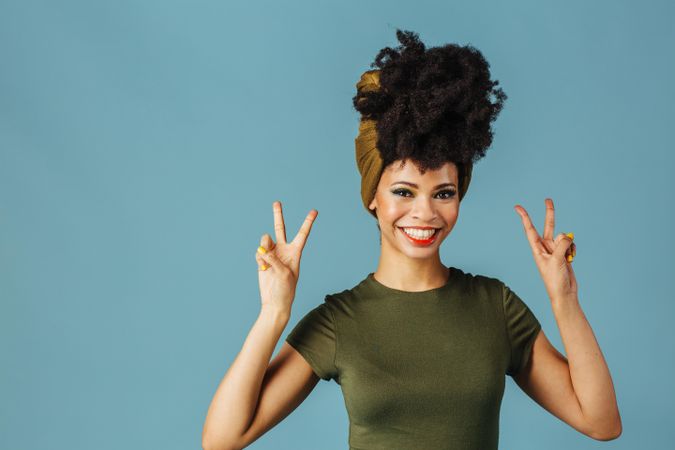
[1, 0, 673, 449]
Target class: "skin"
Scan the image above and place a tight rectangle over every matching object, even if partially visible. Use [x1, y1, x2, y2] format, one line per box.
[367, 159, 621, 440]
[512, 200, 622, 440]
[203, 203, 319, 450]
[202, 159, 621, 450]
[367, 158, 459, 291]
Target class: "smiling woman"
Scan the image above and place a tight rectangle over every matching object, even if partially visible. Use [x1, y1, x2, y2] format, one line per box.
[202, 28, 621, 450]
[368, 159, 460, 267]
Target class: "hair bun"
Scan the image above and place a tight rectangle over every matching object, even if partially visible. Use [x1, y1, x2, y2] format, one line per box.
[353, 28, 507, 168]
[353, 69, 392, 120]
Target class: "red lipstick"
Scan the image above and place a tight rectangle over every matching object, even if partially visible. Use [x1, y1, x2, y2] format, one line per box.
[398, 227, 440, 246]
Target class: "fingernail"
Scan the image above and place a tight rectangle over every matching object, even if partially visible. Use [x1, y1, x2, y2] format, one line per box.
[260, 264, 268, 271]
[565, 232, 574, 240]
[257, 246, 267, 254]
[567, 254, 574, 263]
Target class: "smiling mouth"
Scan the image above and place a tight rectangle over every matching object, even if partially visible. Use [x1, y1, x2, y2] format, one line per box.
[397, 227, 441, 245]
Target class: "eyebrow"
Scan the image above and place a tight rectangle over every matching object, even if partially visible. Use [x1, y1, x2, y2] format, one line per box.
[390, 181, 457, 189]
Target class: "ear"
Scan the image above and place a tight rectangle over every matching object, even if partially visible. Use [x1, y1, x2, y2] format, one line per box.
[368, 197, 377, 211]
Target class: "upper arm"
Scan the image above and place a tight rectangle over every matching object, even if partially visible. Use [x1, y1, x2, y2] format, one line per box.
[235, 342, 320, 449]
[513, 329, 595, 438]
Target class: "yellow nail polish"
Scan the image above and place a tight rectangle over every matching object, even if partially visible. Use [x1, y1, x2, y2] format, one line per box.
[257, 246, 267, 254]
[567, 254, 574, 263]
[260, 264, 268, 271]
[565, 232, 574, 240]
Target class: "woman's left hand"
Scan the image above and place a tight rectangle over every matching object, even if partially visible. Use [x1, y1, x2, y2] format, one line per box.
[514, 198, 578, 303]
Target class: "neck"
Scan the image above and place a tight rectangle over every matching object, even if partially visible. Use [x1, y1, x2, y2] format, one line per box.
[372, 247, 450, 292]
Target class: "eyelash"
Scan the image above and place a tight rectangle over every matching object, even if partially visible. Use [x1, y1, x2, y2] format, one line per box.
[391, 188, 456, 199]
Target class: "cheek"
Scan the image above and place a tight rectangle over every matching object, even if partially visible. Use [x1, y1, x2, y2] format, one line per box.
[379, 201, 407, 223]
[443, 207, 459, 226]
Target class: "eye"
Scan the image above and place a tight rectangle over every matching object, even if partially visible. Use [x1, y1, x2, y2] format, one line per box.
[435, 190, 456, 200]
[391, 188, 457, 199]
[392, 188, 413, 197]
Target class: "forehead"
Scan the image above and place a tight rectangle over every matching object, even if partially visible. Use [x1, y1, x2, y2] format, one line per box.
[383, 159, 458, 183]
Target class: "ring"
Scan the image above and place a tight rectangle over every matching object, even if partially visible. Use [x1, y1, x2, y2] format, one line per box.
[565, 232, 576, 262]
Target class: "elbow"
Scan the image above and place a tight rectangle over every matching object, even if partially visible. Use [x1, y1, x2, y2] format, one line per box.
[200, 438, 212, 450]
[200, 437, 216, 450]
[202, 432, 242, 450]
[589, 421, 623, 441]
[584, 407, 623, 442]
[202, 441, 241, 450]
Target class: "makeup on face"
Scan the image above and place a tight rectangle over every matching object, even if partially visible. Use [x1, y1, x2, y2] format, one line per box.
[372, 159, 460, 255]
[397, 226, 441, 246]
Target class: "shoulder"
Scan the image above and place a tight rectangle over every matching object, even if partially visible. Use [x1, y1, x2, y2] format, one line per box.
[316, 273, 379, 318]
[323, 273, 372, 304]
[451, 266, 507, 297]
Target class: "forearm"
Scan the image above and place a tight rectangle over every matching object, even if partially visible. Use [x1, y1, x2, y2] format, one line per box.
[551, 296, 622, 438]
[202, 306, 290, 449]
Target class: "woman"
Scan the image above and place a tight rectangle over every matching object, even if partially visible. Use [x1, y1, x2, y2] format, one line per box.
[202, 30, 621, 450]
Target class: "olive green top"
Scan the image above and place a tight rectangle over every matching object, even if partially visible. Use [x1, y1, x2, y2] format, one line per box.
[285, 266, 542, 450]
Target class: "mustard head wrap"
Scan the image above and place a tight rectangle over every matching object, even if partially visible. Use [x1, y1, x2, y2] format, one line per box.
[354, 69, 473, 219]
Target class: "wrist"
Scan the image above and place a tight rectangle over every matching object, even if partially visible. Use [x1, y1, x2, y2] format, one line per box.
[551, 294, 580, 312]
[259, 305, 291, 325]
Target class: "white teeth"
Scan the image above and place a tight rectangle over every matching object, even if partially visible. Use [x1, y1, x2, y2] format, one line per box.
[401, 227, 437, 239]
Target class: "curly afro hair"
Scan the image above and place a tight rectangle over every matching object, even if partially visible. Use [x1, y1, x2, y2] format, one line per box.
[352, 29, 507, 174]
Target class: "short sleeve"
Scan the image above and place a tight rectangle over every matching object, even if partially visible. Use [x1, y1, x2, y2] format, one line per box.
[285, 298, 338, 382]
[502, 282, 542, 377]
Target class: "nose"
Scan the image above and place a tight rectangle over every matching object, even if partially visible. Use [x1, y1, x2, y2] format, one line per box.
[411, 194, 437, 222]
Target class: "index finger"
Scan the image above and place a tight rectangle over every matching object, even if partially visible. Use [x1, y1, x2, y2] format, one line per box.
[273, 201, 287, 244]
[514, 204, 547, 256]
[292, 209, 318, 250]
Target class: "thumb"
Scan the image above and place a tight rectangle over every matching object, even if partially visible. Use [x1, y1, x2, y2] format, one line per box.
[553, 233, 574, 262]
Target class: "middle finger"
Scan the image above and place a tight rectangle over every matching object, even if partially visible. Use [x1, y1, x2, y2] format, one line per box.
[273, 201, 287, 244]
[543, 198, 555, 242]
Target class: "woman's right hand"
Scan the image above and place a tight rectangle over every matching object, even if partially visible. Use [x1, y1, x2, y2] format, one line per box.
[255, 201, 318, 315]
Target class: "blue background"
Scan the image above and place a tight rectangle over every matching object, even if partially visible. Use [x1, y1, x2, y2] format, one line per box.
[1, 0, 673, 448]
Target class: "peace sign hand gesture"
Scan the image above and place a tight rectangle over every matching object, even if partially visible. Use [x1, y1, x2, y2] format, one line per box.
[514, 198, 578, 304]
[254, 201, 318, 315]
